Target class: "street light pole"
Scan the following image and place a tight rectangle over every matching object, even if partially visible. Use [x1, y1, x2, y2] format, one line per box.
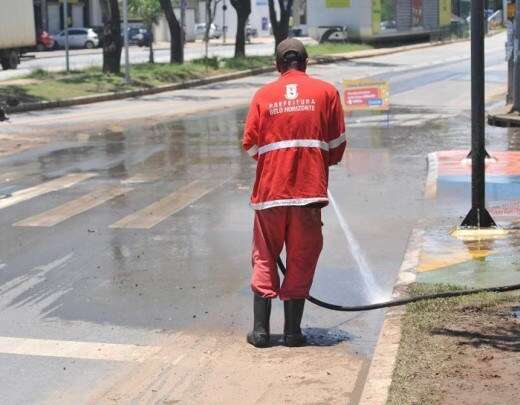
[123, 0, 130, 83]
[64, 0, 69, 73]
[513, 0, 520, 110]
[461, 0, 496, 228]
[222, 0, 227, 44]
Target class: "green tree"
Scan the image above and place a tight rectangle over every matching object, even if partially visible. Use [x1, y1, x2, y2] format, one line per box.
[128, 0, 162, 63]
[268, 0, 294, 48]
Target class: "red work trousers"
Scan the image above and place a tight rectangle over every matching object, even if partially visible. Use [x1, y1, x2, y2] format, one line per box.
[251, 206, 323, 300]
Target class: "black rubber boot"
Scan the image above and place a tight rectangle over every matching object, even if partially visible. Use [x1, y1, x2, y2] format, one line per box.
[247, 294, 272, 348]
[283, 299, 307, 347]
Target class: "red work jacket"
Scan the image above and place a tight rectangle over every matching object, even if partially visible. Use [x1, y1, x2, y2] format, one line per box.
[243, 69, 346, 210]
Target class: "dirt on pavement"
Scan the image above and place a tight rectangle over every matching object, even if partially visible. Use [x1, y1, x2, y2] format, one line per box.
[388, 285, 520, 405]
[83, 329, 364, 405]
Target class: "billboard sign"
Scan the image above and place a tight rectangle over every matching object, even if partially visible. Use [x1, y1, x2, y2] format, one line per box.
[343, 79, 390, 112]
[439, 0, 451, 27]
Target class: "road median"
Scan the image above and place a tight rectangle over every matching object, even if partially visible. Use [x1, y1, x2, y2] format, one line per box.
[2, 39, 473, 115]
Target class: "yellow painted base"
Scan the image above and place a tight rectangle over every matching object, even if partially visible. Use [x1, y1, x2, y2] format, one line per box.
[450, 226, 508, 241]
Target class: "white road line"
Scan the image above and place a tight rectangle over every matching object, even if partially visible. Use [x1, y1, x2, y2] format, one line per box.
[0, 336, 161, 363]
[120, 174, 160, 184]
[14, 186, 133, 227]
[110, 179, 227, 229]
[0, 173, 96, 211]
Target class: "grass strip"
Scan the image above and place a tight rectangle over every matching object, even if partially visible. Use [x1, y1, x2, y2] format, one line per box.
[387, 283, 520, 404]
[0, 43, 375, 105]
[306, 42, 372, 57]
[0, 56, 273, 105]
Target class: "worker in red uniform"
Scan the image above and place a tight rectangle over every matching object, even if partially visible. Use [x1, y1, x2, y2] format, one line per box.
[243, 38, 346, 348]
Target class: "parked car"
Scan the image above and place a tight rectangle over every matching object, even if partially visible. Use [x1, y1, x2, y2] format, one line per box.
[91, 26, 105, 47]
[54, 28, 99, 49]
[35, 31, 55, 51]
[466, 9, 495, 23]
[122, 27, 144, 45]
[135, 30, 153, 47]
[194, 23, 222, 40]
[246, 25, 258, 38]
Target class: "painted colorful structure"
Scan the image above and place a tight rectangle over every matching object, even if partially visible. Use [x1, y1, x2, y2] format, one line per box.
[305, 0, 452, 41]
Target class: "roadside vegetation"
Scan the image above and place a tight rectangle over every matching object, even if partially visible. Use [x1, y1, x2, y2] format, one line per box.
[0, 42, 374, 105]
[0, 56, 272, 104]
[388, 283, 520, 405]
[306, 42, 372, 57]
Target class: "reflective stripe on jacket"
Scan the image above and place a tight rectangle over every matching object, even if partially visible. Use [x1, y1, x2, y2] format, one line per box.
[243, 70, 346, 210]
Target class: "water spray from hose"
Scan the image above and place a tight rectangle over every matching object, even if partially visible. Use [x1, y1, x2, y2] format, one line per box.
[328, 190, 387, 302]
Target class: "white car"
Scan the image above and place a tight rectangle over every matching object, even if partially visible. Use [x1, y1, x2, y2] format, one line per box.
[55, 28, 99, 49]
[194, 23, 222, 40]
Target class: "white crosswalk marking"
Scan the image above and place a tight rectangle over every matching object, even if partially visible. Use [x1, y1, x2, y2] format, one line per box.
[110, 179, 226, 229]
[0, 173, 96, 211]
[14, 186, 133, 227]
[0, 336, 161, 362]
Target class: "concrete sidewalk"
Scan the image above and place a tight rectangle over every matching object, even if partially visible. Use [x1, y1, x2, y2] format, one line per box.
[359, 149, 520, 404]
[488, 104, 520, 127]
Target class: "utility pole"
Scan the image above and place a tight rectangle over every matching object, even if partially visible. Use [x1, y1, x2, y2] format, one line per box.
[41, 0, 49, 31]
[461, 0, 497, 228]
[506, 13, 514, 104]
[513, 0, 520, 110]
[222, 0, 227, 44]
[64, 0, 70, 73]
[123, 0, 130, 83]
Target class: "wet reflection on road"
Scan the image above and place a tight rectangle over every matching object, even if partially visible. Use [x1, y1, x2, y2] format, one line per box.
[0, 103, 516, 354]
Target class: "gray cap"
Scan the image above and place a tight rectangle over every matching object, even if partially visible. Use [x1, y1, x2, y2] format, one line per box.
[276, 38, 308, 62]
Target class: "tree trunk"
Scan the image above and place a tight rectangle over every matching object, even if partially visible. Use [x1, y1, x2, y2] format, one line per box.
[101, 0, 122, 74]
[204, 0, 211, 59]
[160, 0, 183, 64]
[149, 41, 154, 64]
[230, 0, 251, 58]
[268, 0, 293, 48]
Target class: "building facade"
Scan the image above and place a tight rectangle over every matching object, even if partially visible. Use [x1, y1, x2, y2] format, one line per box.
[305, 0, 452, 41]
[34, 0, 103, 34]
[199, 0, 274, 39]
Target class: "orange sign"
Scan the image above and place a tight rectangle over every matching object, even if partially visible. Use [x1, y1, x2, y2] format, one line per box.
[343, 79, 390, 112]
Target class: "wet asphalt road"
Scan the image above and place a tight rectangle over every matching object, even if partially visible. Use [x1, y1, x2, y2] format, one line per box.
[0, 34, 511, 403]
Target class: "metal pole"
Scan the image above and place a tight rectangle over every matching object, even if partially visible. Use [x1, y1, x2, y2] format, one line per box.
[41, 0, 49, 31]
[123, 0, 130, 83]
[461, 0, 496, 228]
[222, 0, 227, 44]
[64, 0, 69, 73]
[507, 16, 514, 103]
[513, 0, 520, 110]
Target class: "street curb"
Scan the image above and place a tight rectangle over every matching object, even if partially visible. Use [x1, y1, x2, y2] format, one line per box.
[6, 37, 478, 115]
[488, 104, 520, 127]
[6, 66, 277, 114]
[358, 228, 423, 405]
